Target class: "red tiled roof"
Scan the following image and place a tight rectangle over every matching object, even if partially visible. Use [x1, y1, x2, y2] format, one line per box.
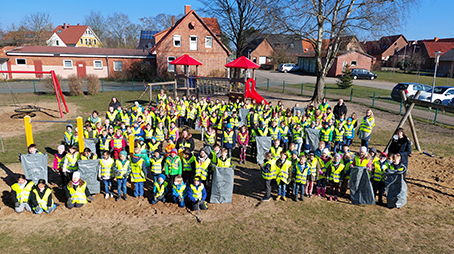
[201, 18, 221, 36]
[3, 31, 52, 41]
[225, 56, 259, 69]
[423, 41, 454, 58]
[6, 45, 150, 56]
[51, 24, 90, 45]
[169, 54, 202, 65]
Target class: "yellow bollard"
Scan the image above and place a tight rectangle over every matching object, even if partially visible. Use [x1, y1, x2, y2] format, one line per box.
[77, 117, 85, 153]
[24, 115, 34, 147]
[129, 134, 135, 155]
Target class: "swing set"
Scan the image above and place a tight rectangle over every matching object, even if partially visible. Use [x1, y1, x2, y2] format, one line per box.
[0, 70, 68, 118]
[384, 90, 453, 157]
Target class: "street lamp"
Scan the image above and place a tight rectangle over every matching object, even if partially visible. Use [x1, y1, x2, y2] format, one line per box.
[431, 51, 442, 102]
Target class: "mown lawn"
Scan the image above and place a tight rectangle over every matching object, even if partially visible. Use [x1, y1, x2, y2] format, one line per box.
[374, 70, 454, 87]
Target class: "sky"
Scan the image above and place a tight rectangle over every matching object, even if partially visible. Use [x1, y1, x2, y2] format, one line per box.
[0, 0, 453, 41]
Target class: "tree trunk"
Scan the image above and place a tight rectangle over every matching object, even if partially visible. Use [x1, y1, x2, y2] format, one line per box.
[312, 74, 325, 103]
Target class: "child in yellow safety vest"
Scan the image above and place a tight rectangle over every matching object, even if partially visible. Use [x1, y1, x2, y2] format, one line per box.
[196, 149, 212, 185]
[63, 145, 79, 174]
[64, 124, 73, 147]
[326, 153, 344, 202]
[172, 175, 186, 208]
[216, 148, 232, 168]
[237, 125, 249, 164]
[151, 174, 168, 204]
[261, 152, 275, 201]
[53, 145, 67, 187]
[130, 148, 148, 198]
[30, 179, 58, 214]
[271, 140, 283, 160]
[293, 155, 309, 201]
[305, 152, 320, 197]
[98, 151, 115, 199]
[114, 151, 131, 201]
[333, 121, 345, 154]
[11, 174, 34, 213]
[274, 152, 292, 201]
[372, 152, 388, 205]
[181, 149, 196, 183]
[64, 171, 94, 209]
[317, 148, 331, 197]
[80, 148, 98, 160]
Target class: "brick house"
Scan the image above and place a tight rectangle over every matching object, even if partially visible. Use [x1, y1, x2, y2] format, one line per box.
[148, 5, 231, 76]
[0, 45, 153, 79]
[362, 34, 408, 66]
[46, 23, 102, 47]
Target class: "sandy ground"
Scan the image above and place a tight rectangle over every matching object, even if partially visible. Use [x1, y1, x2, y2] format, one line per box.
[0, 90, 453, 230]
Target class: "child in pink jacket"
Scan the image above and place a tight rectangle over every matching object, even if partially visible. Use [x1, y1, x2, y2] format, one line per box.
[237, 125, 249, 164]
[53, 145, 67, 187]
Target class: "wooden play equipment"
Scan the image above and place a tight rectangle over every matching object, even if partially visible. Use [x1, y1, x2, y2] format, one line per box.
[225, 56, 260, 100]
[169, 54, 202, 97]
[0, 70, 68, 118]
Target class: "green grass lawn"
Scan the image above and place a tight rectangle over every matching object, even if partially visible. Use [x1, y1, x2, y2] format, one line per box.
[374, 70, 454, 87]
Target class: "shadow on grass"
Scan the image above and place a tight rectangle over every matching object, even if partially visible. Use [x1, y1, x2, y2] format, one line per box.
[406, 178, 454, 198]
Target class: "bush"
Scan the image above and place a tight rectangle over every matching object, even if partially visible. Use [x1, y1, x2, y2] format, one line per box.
[86, 74, 100, 95]
[208, 69, 226, 78]
[68, 74, 84, 96]
[42, 74, 64, 94]
[336, 64, 354, 89]
[127, 60, 157, 81]
[371, 61, 382, 72]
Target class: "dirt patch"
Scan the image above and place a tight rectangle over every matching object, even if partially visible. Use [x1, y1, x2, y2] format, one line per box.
[0, 101, 78, 138]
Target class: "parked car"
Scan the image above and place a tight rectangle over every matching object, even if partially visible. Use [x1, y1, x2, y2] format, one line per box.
[350, 68, 377, 80]
[417, 86, 454, 105]
[278, 63, 300, 73]
[391, 82, 432, 102]
[448, 98, 454, 106]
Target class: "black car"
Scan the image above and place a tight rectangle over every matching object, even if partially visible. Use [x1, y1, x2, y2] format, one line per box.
[350, 68, 377, 80]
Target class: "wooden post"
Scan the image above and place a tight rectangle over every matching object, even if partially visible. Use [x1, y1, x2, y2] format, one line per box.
[129, 134, 135, 155]
[174, 79, 177, 99]
[148, 83, 152, 105]
[24, 116, 34, 147]
[77, 117, 85, 153]
[384, 91, 421, 153]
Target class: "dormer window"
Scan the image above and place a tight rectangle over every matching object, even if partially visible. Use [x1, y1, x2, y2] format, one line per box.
[57, 30, 62, 34]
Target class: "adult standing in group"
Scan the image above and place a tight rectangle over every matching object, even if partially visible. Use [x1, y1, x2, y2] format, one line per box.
[357, 109, 375, 149]
[333, 98, 348, 120]
[10, 174, 34, 213]
[388, 127, 412, 174]
[109, 97, 121, 110]
[176, 129, 195, 152]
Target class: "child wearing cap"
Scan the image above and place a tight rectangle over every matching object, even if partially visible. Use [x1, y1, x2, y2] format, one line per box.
[114, 150, 131, 201]
[165, 149, 182, 186]
[221, 123, 236, 158]
[187, 177, 208, 211]
[172, 175, 186, 208]
[151, 174, 168, 204]
[317, 148, 331, 197]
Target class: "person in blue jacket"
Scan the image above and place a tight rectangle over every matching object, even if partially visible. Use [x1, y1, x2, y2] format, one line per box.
[151, 174, 168, 204]
[221, 123, 236, 158]
[172, 175, 186, 208]
[187, 176, 208, 211]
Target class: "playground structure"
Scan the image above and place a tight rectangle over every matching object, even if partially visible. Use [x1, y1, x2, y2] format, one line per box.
[0, 70, 68, 118]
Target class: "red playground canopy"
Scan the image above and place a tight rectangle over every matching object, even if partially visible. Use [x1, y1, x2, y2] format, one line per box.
[169, 54, 203, 65]
[225, 56, 260, 69]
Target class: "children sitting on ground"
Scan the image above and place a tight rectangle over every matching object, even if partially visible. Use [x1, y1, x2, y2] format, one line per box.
[151, 174, 167, 204]
[187, 177, 208, 211]
[172, 176, 186, 208]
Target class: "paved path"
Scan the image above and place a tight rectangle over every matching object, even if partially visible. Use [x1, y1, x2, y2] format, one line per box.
[255, 70, 397, 90]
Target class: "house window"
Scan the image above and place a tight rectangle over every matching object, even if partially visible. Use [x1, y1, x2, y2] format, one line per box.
[351, 61, 357, 66]
[174, 35, 181, 47]
[56, 40, 59, 46]
[114, 61, 123, 71]
[190, 36, 197, 50]
[93, 60, 103, 69]
[80, 38, 83, 44]
[94, 39, 97, 45]
[63, 60, 73, 68]
[205, 36, 212, 48]
[167, 57, 176, 72]
[16, 59, 26, 65]
[89, 39, 92, 45]
[85, 39, 88, 45]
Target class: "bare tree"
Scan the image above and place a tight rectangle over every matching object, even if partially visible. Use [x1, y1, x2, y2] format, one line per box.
[83, 10, 108, 42]
[198, 0, 269, 58]
[139, 13, 183, 31]
[262, 0, 416, 102]
[21, 12, 53, 45]
[107, 13, 142, 48]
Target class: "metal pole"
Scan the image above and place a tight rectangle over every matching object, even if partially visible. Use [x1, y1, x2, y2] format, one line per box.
[267, 79, 269, 90]
[430, 51, 441, 102]
[283, 80, 285, 93]
[301, 83, 304, 95]
[350, 88, 353, 101]
[372, 92, 376, 107]
[132, 79, 134, 91]
[33, 80, 36, 93]
[399, 100, 403, 115]
[434, 109, 439, 124]
[101, 79, 104, 92]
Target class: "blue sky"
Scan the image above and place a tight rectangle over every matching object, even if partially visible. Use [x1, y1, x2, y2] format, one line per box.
[1, 0, 453, 41]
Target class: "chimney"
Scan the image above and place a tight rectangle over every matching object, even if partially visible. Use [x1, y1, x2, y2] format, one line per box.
[434, 37, 439, 42]
[185, 5, 191, 15]
[63, 23, 66, 29]
[172, 16, 175, 26]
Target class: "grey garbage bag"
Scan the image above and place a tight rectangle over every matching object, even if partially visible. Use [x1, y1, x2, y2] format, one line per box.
[256, 136, 271, 164]
[293, 107, 305, 116]
[210, 166, 234, 204]
[21, 153, 48, 185]
[349, 166, 375, 205]
[385, 168, 407, 208]
[239, 109, 249, 127]
[305, 128, 320, 152]
[84, 139, 98, 155]
[77, 159, 101, 194]
[195, 118, 202, 131]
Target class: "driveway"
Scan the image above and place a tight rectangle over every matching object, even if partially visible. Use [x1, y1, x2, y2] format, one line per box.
[255, 70, 397, 90]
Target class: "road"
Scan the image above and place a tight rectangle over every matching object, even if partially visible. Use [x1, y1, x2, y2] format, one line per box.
[255, 70, 397, 90]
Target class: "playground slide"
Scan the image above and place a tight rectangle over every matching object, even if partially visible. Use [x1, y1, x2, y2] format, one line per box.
[245, 78, 268, 104]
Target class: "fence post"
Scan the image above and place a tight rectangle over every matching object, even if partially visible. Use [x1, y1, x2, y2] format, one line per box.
[267, 79, 269, 90]
[33, 80, 36, 93]
[301, 83, 304, 95]
[372, 92, 376, 107]
[131, 79, 134, 91]
[350, 88, 353, 101]
[434, 109, 438, 124]
[101, 79, 104, 92]
[24, 116, 34, 147]
[283, 80, 285, 93]
[399, 100, 403, 115]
